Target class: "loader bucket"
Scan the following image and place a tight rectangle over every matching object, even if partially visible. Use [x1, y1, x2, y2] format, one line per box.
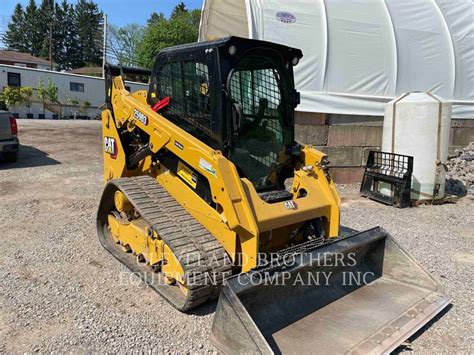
[210, 227, 448, 354]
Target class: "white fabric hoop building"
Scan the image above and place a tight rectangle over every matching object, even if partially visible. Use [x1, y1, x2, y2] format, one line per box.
[199, 0, 474, 119]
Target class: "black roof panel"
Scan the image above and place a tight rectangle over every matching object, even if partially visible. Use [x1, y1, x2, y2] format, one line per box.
[156, 36, 302, 62]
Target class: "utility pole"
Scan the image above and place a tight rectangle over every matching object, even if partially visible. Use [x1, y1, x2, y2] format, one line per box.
[49, 22, 53, 70]
[102, 14, 108, 78]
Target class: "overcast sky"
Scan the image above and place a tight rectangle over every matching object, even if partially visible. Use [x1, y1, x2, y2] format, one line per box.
[0, 0, 203, 44]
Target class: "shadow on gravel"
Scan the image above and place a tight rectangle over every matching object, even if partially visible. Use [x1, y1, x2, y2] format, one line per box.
[392, 303, 453, 353]
[0, 144, 60, 169]
[189, 299, 218, 316]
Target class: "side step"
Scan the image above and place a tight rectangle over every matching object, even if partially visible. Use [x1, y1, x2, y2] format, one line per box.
[210, 227, 448, 354]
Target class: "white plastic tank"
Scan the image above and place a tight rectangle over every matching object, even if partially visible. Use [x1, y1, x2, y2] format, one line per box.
[382, 92, 452, 201]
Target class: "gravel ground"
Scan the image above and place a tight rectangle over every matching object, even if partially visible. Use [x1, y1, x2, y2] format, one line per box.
[1, 120, 472, 353]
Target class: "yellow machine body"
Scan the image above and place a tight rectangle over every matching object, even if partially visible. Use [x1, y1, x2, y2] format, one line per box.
[101, 76, 340, 272]
[97, 37, 448, 354]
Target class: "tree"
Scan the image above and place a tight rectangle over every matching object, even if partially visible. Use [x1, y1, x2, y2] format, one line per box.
[147, 12, 165, 26]
[74, 0, 104, 68]
[46, 78, 59, 104]
[24, 0, 43, 57]
[37, 78, 59, 116]
[37, 78, 47, 114]
[60, 1, 80, 70]
[45, 78, 60, 117]
[50, 1, 65, 68]
[171, 2, 187, 19]
[20, 87, 34, 114]
[2, 0, 103, 70]
[38, 0, 56, 60]
[2, 4, 28, 53]
[0, 87, 34, 115]
[66, 97, 79, 106]
[137, 5, 201, 68]
[0, 87, 23, 113]
[107, 24, 145, 67]
[81, 100, 91, 117]
[65, 97, 80, 119]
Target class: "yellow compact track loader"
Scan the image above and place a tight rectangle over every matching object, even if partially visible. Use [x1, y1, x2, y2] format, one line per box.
[97, 37, 448, 354]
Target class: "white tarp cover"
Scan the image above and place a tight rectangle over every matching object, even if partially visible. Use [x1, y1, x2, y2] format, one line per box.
[199, 0, 249, 40]
[199, 0, 474, 119]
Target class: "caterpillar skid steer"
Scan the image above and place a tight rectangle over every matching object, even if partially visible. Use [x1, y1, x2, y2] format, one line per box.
[97, 37, 448, 354]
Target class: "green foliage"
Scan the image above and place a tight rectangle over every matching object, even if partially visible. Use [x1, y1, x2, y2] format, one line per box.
[2, 0, 103, 70]
[80, 100, 91, 115]
[36, 78, 59, 114]
[2, 4, 29, 54]
[50, 1, 79, 70]
[136, 4, 201, 68]
[3, 0, 200, 71]
[24, 0, 43, 57]
[0, 87, 24, 111]
[171, 2, 187, 18]
[66, 97, 79, 106]
[38, 0, 55, 59]
[37, 78, 47, 102]
[20, 87, 34, 110]
[37, 78, 47, 113]
[108, 24, 145, 67]
[46, 78, 59, 104]
[147, 12, 165, 26]
[74, 0, 104, 67]
[0, 86, 34, 111]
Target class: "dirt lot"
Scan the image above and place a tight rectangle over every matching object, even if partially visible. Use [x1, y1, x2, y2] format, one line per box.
[1, 120, 472, 353]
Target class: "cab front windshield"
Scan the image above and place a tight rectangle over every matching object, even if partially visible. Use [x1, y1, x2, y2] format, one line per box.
[229, 53, 293, 191]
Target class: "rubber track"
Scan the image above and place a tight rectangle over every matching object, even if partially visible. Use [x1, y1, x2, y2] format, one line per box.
[100, 176, 232, 310]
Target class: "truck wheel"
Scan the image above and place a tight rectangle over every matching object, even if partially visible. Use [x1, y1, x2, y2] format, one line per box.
[4, 152, 18, 162]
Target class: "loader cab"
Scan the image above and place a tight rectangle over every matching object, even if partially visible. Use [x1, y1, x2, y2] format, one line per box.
[226, 45, 301, 191]
[148, 37, 302, 191]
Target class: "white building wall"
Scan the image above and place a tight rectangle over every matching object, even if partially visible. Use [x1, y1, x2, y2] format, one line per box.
[0, 64, 148, 119]
[36, 63, 52, 70]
